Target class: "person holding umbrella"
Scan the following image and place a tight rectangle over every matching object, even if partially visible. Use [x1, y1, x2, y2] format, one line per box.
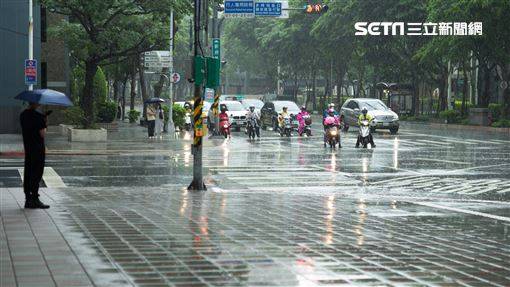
[145, 98, 165, 139]
[15, 89, 72, 209]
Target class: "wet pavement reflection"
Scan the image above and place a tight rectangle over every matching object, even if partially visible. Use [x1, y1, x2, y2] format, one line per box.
[1, 121, 510, 286]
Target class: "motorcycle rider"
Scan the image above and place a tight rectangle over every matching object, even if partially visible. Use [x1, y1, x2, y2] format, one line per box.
[323, 108, 341, 147]
[277, 106, 290, 133]
[355, 107, 376, 148]
[184, 102, 192, 131]
[219, 104, 231, 138]
[246, 105, 260, 138]
[323, 103, 338, 120]
[296, 106, 310, 136]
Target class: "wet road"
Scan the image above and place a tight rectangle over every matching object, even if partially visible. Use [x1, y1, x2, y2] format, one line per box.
[1, 122, 510, 286]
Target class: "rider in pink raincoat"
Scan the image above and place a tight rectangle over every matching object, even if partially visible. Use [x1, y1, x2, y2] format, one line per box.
[296, 106, 310, 136]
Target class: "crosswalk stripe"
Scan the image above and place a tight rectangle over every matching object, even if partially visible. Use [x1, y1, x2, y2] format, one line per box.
[18, 167, 66, 188]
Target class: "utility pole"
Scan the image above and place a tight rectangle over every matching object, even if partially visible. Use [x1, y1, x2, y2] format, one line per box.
[28, 0, 34, 91]
[188, 0, 206, 191]
[168, 9, 175, 133]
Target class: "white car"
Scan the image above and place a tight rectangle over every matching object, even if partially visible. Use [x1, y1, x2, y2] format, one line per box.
[208, 100, 247, 131]
[241, 99, 264, 113]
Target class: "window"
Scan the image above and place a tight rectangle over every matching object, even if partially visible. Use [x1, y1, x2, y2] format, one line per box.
[41, 62, 47, 89]
[41, 7, 47, 43]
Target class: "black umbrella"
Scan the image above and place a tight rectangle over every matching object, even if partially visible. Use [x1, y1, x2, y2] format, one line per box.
[144, 98, 166, 104]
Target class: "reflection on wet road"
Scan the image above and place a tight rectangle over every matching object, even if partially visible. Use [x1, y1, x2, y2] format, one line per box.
[1, 122, 509, 286]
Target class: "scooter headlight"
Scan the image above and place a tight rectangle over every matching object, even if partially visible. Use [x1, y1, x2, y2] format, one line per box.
[331, 131, 337, 136]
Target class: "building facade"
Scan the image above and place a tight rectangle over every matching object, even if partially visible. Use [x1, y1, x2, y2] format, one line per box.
[0, 1, 41, 133]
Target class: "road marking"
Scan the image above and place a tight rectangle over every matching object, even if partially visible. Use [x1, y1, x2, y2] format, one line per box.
[18, 167, 66, 188]
[414, 158, 471, 165]
[411, 201, 510, 223]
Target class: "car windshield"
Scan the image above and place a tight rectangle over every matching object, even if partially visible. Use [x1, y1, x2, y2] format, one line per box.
[224, 101, 245, 111]
[360, 100, 388, 111]
[274, 101, 300, 112]
[242, 100, 264, 109]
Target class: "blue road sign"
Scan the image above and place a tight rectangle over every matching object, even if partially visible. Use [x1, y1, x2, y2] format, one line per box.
[225, 0, 254, 16]
[24, 59, 37, 85]
[254, 2, 282, 16]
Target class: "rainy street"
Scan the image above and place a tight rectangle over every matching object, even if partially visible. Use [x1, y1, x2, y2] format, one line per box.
[1, 122, 509, 287]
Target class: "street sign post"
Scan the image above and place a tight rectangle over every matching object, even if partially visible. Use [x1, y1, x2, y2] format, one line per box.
[143, 51, 171, 70]
[224, 0, 255, 18]
[212, 38, 221, 59]
[24, 59, 37, 86]
[255, 2, 282, 16]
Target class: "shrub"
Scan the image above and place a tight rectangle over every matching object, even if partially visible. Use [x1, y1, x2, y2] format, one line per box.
[162, 105, 170, 126]
[439, 109, 462, 124]
[488, 103, 503, 122]
[491, 119, 510, 128]
[128, 109, 141, 123]
[97, 101, 117, 123]
[63, 106, 86, 127]
[454, 100, 473, 111]
[172, 104, 186, 129]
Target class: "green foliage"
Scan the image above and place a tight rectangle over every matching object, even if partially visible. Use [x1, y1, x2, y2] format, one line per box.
[491, 119, 510, 128]
[172, 104, 186, 129]
[128, 109, 141, 123]
[162, 105, 170, 126]
[454, 100, 473, 111]
[488, 103, 504, 121]
[94, 67, 108, 107]
[63, 106, 86, 127]
[439, 110, 463, 124]
[97, 101, 117, 123]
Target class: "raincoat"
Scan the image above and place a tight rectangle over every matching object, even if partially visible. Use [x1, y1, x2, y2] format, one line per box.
[296, 111, 310, 135]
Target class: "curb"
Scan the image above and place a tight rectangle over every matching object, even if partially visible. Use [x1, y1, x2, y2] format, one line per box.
[402, 121, 510, 135]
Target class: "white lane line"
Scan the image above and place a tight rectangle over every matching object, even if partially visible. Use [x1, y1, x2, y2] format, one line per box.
[18, 167, 66, 188]
[411, 201, 510, 223]
[414, 158, 471, 165]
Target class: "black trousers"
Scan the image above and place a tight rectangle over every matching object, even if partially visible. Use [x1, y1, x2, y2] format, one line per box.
[148, 120, 156, 137]
[23, 150, 45, 199]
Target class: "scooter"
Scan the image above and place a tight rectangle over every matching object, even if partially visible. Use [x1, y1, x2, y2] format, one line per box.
[359, 120, 372, 148]
[247, 118, 259, 140]
[219, 114, 231, 139]
[325, 125, 341, 148]
[280, 115, 293, 137]
[184, 111, 192, 131]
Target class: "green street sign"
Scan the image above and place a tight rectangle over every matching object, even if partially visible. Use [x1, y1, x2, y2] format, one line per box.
[212, 38, 220, 59]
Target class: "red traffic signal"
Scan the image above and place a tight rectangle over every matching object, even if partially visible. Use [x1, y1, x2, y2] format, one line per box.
[304, 4, 328, 14]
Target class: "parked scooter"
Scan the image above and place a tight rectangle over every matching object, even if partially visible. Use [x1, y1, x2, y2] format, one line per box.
[280, 115, 293, 137]
[358, 119, 372, 148]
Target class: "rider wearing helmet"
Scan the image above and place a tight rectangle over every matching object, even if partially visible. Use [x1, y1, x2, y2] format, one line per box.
[296, 106, 310, 136]
[323, 108, 341, 147]
[323, 103, 338, 120]
[246, 105, 260, 138]
[355, 107, 376, 148]
[278, 106, 290, 131]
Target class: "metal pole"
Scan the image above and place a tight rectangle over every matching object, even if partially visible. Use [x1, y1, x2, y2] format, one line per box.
[188, 0, 206, 191]
[168, 9, 175, 133]
[211, 6, 221, 137]
[28, 0, 34, 91]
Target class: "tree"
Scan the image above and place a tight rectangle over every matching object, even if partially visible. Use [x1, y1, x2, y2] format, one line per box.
[43, 0, 187, 128]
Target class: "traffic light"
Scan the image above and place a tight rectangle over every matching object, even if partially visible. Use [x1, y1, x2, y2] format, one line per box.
[304, 4, 328, 14]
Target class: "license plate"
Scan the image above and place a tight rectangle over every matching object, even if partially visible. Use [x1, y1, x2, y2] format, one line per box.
[383, 122, 389, 127]
[293, 121, 299, 125]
